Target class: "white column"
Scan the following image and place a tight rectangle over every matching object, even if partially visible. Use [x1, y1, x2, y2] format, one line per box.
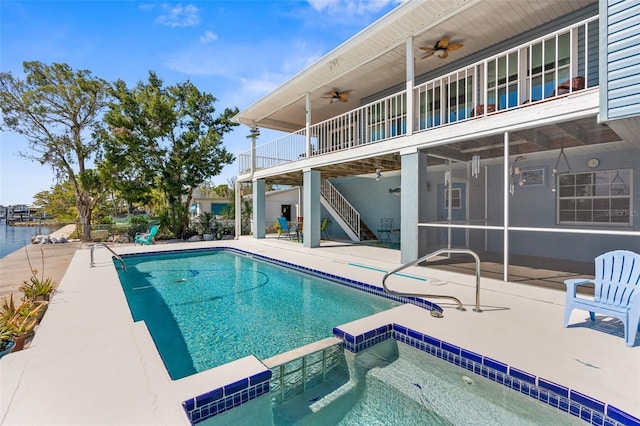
[305, 93, 312, 158]
[400, 149, 427, 263]
[405, 37, 414, 136]
[303, 169, 320, 248]
[253, 179, 266, 239]
[234, 180, 241, 239]
[503, 131, 510, 281]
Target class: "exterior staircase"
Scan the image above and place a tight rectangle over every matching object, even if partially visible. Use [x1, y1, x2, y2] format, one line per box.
[320, 180, 377, 242]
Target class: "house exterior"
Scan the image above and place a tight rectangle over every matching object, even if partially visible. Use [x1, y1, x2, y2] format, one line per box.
[192, 187, 302, 231]
[233, 0, 640, 279]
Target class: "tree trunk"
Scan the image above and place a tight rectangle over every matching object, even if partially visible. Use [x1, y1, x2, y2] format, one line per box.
[77, 191, 93, 241]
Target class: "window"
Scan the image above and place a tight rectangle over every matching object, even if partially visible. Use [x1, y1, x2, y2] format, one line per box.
[528, 32, 571, 100]
[557, 169, 633, 225]
[445, 188, 462, 209]
[487, 52, 519, 110]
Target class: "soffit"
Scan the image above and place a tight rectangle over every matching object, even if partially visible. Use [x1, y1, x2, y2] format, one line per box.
[255, 116, 624, 186]
[235, 0, 596, 133]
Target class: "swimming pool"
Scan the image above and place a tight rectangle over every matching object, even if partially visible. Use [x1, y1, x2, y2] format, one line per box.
[116, 248, 402, 379]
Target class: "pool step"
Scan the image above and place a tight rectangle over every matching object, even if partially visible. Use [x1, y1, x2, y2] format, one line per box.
[338, 347, 584, 425]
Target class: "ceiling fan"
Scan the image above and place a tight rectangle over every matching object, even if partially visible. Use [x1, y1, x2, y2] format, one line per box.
[420, 36, 463, 59]
[323, 90, 350, 103]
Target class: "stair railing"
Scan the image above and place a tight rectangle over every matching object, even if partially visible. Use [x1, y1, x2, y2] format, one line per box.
[321, 180, 360, 238]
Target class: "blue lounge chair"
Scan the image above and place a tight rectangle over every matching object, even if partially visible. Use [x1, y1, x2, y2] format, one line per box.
[277, 217, 294, 240]
[134, 225, 159, 245]
[564, 250, 640, 347]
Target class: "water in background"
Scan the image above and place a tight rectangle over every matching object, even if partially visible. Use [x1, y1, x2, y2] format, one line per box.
[0, 221, 52, 259]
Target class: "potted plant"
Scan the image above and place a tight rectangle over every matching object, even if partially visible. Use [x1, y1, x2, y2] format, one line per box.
[20, 274, 56, 302]
[20, 246, 56, 301]
[0, 294, 44, 352]
[197, 212, 215, 241]
[0, 325, 15, 359]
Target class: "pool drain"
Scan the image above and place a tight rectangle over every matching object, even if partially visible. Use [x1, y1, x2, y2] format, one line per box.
[462, 375, 474, 385]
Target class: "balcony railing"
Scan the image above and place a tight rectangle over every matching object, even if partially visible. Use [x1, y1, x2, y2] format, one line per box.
[240, 15, 598, 176]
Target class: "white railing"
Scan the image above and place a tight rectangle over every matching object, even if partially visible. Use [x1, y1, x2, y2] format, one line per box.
[321, 180, 360, 237]
[415, 16, 597, 127]
[239, 16, 597, 175]
[238, 130, 308, 175]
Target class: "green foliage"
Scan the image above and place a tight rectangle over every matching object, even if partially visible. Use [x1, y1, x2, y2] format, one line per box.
[128, 215, 151, 238]
[33, 180, 78, 221]
[0, 294, 44, 338]
[97, 72, 238, 238]
[20, 274, 56, 301]
[0, 62, 111, 240]
[197, 211, 214, 235]
[20, 247, 56, 301]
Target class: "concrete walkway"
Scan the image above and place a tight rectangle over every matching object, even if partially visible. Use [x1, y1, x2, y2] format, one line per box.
[0, 241, 82, 300]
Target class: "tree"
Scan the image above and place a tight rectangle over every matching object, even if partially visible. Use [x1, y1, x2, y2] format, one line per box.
[98, 72, 238, 238]
[0, 62, 110, 240]
[33, 181, 78, 222]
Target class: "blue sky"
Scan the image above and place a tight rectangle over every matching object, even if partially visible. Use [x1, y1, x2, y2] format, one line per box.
[0, 0, 401, 205]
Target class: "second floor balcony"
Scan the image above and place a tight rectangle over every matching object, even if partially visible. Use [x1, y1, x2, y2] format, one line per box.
[239, 15, 599, 177]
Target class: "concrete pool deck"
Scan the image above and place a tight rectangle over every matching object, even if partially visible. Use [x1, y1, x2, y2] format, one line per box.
[1, 237, 639, 425]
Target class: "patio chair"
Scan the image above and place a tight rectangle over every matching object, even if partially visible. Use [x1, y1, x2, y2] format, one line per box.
[377, 218, 393, 243]
[134, 225, 159, 245]
[321, 218, 330, 240]
[563, 250, 640, 347]
[277, 217, 294, 240]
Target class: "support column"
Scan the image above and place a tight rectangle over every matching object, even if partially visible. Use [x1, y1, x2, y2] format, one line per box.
[405, 37, 414, 136]
[253, 179, 266, 239]
[503, 131, 510, 281]
[303, 169, 320, 248]
[400, 149, 427, 263]
[234, 180, 241, 239]
[305, 93, 312, 158]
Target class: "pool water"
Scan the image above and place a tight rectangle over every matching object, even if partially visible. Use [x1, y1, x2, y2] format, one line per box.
[273, 341, 585, 425]
[117, 249, 400, 379]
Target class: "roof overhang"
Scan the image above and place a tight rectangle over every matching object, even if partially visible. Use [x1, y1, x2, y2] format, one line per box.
[233, 0, 597, 133]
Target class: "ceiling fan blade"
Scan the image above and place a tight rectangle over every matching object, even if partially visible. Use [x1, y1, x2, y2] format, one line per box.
[338, 93, 349, 102]
[420, 51, 436, 59]
[447, 43, 463, 51]
[439, 50, 449, 59]
[419, 46, 435, 52]
[438, 36, 450, 49]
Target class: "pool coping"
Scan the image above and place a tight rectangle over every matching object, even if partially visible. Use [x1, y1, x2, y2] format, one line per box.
[2, 239, 639, 425]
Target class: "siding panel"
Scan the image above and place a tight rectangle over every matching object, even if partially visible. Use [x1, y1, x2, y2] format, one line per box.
[604, 0, 640, 120]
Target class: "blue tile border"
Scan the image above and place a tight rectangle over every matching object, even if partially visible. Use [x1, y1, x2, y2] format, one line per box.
[333, 323, 639, 426]
[182, 369, 271, 425]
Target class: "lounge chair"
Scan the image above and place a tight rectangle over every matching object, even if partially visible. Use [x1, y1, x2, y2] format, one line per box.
[277, 217, 294, 240]
[134, 225, 159, 245]
[563, 250, 640, 347]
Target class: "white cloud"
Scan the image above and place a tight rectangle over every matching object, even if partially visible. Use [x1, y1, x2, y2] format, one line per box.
[155, 4, 201, 28]
[162, 37, 323, 109]
[200, 31, 218, 44]
[306, 0, 401, 15]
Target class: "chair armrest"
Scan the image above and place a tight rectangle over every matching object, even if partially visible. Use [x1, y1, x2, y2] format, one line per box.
[564, 278, 594, 296]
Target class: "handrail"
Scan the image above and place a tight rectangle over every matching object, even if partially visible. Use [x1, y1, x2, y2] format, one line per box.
[321, 179, 360, 237]
[90, 243, 126, 271]
[382, 248, 482, 314]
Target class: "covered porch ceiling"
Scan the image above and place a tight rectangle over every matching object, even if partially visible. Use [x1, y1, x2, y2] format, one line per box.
[235, 0, 597, 133]
[260, 116, 623, 186]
